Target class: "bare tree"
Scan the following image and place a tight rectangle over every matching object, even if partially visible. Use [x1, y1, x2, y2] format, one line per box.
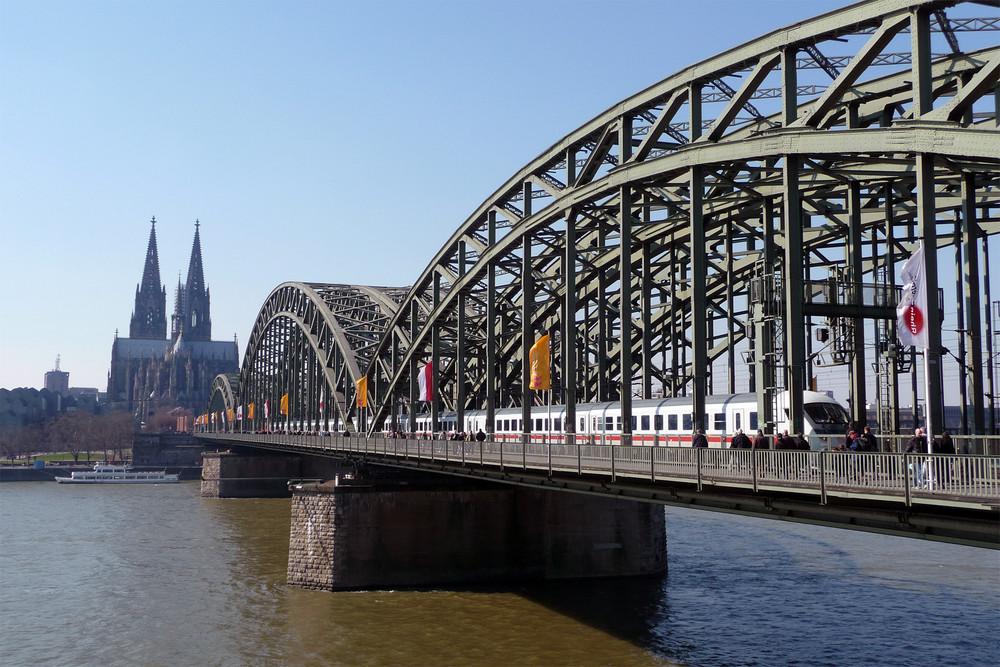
[48, 412, 90, 464]
[105, 412, 135, 463]
[0, 428, 33, 464]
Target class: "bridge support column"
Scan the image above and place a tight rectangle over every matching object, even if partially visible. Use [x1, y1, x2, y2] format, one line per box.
[287, 478, 666, 591]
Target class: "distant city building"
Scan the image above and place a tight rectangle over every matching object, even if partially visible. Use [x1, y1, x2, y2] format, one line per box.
[107, 218, 238, 414]
[43, 356, 69, 397]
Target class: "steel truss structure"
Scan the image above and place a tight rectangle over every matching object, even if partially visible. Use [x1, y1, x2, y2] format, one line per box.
[213, 0, 1000, 439]
[232, 283, 412, 433]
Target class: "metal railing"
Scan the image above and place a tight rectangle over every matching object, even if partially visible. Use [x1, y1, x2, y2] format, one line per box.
[200, 433, 1000, 508]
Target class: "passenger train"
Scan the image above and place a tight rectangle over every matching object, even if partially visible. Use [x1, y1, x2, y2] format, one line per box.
[407, 391, 851, 450]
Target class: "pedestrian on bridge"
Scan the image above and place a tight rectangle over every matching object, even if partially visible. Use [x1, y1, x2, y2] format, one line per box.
[730, 430, 751, 449]
[861, 425, 879, 452]
[752, 430, 768, 450]
[905, 428, 927, 488]
[692, 429, 708, 448]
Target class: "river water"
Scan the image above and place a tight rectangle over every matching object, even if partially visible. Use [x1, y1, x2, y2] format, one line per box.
[1, 481, 997, 667]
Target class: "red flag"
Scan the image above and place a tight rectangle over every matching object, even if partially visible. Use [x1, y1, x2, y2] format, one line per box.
[418, 362, 433, 402]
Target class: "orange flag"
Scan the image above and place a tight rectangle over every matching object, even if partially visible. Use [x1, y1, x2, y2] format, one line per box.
[529, 335, 551, 390]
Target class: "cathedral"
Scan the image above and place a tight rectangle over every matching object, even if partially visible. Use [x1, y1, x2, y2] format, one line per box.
[107, 218, 239, 415]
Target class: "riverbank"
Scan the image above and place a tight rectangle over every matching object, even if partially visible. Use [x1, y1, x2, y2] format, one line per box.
[0, 465, 202, 482]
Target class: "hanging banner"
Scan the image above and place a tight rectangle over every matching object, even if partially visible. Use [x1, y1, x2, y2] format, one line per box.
[356, 377, 368, 407]
[418, 362, 434, 402]
[529, 334, 551, 390]
[896, 242, 929, 349]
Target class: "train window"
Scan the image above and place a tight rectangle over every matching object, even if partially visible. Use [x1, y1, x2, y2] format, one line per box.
[682, 414, 692, 431]
[605, 416, 614, 431]
[714, 413, 725, 430]
[535, 418, 542, 431]
[580, 418, 585, 432]
[554, 418, 561, 431]
[668, 414, 677, 431]
[735, 413, 741, 430]
[641, 415, 650, 430]
[750, 412, 758, 430]
[616, 417, 622, 430]
[654, 414, 663, 431]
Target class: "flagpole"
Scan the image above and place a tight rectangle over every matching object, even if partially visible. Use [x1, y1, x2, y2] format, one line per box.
[923, 351, 934, 456]
[547, 388, 552, 439]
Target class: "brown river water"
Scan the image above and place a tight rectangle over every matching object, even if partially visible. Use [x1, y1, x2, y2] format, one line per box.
[1, 480, 996, 666]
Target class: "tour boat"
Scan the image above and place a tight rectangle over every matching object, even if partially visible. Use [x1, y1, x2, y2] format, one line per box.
[55, 462, 180, 484]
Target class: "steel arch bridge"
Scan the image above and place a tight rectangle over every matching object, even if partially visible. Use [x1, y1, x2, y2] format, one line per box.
[212, 0, 1000, 440]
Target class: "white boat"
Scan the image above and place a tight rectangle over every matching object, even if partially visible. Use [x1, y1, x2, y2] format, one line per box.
[55, 463, 179, 484]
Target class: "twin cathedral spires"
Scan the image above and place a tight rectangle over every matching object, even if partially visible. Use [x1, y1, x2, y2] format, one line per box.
[129, 217, 212, 343]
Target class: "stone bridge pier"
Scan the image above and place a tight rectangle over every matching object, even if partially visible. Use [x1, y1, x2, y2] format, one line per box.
[286, 471, 667, 591]
[200, 450, 350, 498]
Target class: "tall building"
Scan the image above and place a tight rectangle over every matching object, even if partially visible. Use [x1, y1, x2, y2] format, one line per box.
[107, 218, 238, 414]
[43, 356, 70, 397]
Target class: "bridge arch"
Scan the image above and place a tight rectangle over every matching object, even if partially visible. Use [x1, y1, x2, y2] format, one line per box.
[363, 0, 1000, 437]
[232, 282, 412, 433]
[206, 373, 239, 426]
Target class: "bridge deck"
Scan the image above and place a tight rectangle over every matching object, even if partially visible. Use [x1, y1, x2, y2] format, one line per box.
[199, 433, 998, 509]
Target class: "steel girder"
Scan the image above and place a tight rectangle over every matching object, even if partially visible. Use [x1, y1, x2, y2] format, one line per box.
[362, 0, 1000, 437]
[219, 283, 412, 433]
[207, 373, 240, 420]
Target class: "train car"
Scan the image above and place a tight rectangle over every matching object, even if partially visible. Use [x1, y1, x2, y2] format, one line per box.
[450, 391, 850, 449]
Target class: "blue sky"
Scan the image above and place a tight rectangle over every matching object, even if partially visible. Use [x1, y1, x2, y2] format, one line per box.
[1, 0, 993, 396]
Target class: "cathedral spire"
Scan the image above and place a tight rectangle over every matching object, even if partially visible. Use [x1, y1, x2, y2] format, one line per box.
[172, 220, 211, 342]
[140, 216, 162, 296]
[186, 219, 205, 297]
[129, 217, 167, 339]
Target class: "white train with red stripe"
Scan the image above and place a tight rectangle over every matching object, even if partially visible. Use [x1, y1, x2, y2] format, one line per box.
[410, 391, 851, 450]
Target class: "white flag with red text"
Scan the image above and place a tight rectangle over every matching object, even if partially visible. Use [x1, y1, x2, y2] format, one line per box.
[896, 243, 929, 349]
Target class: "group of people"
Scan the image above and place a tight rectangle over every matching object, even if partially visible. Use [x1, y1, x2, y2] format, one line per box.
[904, 427, 956, 455]
[382, 429, 489, 442]
[904, 427, 957, 489]
[838, 425, 880, 452]
[690, 428, 812, 450]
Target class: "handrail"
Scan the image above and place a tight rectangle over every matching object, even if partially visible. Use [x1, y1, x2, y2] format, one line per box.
[197, 432, 1000, 508]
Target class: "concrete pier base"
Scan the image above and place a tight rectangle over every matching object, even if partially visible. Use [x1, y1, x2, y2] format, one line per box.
[287, 477, 666, 590]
